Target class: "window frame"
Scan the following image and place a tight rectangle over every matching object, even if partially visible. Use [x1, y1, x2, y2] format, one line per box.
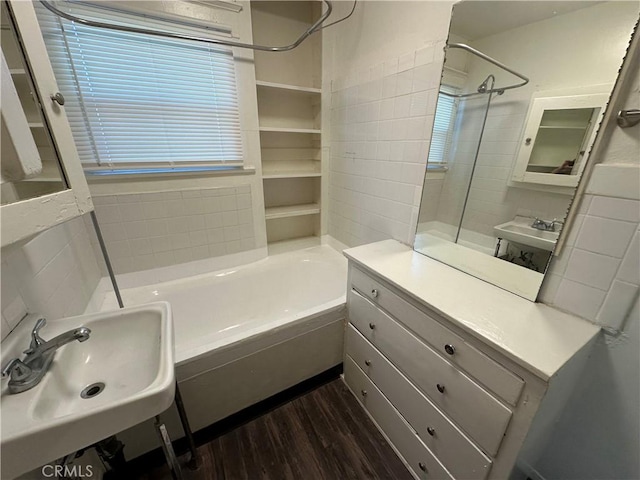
[37, 0, 259, 178]
[426, 84, 460, 172]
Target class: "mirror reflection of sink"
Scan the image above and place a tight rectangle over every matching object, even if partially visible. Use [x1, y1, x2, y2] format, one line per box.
[494, 217, 559, 252]
[1, 302, 174, 479]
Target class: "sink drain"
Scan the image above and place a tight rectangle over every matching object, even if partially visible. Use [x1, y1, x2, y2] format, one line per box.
[81, 382, 105, 399]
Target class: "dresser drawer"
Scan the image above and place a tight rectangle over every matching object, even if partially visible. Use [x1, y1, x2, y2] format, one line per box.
[344, 357, 454, 480]
[350, 267, 524, 406]
[348, 288, 512, 455]
[346, 325, 492, 479]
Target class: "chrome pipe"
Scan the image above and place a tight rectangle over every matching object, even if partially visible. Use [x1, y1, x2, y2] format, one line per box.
[440, 43, 529, 98]
[90, 210, 124, 309]
[39, 0, 333, 52]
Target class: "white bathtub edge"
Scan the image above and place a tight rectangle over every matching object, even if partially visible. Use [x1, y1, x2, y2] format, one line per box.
[176, 298, 347, 380]
[84, 246, 269, 313]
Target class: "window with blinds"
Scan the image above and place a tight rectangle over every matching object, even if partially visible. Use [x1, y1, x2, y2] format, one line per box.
[36, 3, 243, 171]
[427, 85, 459, 169]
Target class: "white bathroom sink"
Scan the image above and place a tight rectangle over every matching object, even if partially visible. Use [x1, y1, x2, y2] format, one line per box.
[0, 302, 174, 479]
[494, 218, 559, 251]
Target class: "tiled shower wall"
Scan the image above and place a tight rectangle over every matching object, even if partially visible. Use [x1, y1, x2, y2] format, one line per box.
[1, 216, 101, 341]
[328, 45, 443, 246]
[88, 186, 256, 275]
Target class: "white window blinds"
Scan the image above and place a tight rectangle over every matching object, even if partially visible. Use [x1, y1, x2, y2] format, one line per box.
[427, 85, 459, 167]
[36, 3, 243, 169]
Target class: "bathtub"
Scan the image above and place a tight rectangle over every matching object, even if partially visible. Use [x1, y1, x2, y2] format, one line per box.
[89, 244, 348, 459]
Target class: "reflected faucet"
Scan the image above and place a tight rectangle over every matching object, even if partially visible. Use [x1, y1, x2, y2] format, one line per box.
[531, 218, 563, 232]
[1, 318, 91, 394]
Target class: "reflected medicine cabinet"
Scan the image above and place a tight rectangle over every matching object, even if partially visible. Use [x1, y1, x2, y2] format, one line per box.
[511, 92, 608, 188]
[1, 0, 93, 247]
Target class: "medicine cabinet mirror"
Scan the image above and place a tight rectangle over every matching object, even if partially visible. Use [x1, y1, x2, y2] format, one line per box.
[511, 91, 609, 188]
[1, 0, 92, 247]
[414, 0, 638, 300]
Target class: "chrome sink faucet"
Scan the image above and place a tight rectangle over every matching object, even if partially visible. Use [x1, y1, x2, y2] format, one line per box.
[531, 217, 563, 232]
[1, 318, 91, 394]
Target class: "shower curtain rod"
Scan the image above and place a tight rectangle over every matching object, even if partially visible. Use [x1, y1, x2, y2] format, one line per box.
[440, 43, 529, 98]
[39, 0, 334, 52]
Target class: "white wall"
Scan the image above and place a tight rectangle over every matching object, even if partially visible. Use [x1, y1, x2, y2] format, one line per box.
[323, 1, 454, 247]
[529, 31, 640, 479]
[1, 215, 101, 341]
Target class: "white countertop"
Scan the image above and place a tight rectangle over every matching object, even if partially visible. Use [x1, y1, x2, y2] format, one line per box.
[344, 240, 601, 381]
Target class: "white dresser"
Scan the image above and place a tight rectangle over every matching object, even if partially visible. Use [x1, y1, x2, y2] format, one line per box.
[342, 240, 600, 480]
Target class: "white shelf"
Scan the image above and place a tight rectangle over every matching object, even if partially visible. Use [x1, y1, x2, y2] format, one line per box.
[539, 125, 587, 130]
[265, 203, 320, 220]
[263, 159, 321, 179]
[256, 80, 321, 94]
[259, 126, 321, 134]
[9, 68, 26, 75]
[264, 172, 322, 179]
[28, 122, 44, 129]
[22, 177, 63, 183]
[268, 235, 322, 254]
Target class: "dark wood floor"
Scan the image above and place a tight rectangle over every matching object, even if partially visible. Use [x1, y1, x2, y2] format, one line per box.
[137, 379, 412, 480]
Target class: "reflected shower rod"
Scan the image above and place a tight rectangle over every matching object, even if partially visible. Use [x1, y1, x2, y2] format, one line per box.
[441, 43, 529, 98]
[39, 0, 334, 52]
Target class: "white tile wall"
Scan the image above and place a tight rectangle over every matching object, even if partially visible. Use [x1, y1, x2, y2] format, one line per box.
[541, 188, 640, 328]
[89, 186, 256, 274]
[328, 45, 442, 247]
[1, 216, 101, 341]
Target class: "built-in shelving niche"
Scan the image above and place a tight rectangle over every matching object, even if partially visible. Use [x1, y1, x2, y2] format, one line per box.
[260, 131, 321, 179]
[263, 176, 320, 241]
[251, 0, 323, 246]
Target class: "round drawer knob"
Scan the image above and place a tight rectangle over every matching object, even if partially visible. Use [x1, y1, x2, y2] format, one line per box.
[369, 323, 376, 330]
[436, 383, 445, 393]
[371, 289, 379, 298]
[418, 462, 427, 472]
[427, 426, 435, 436]
[364, 360, 371, 366]
[361, 389, 367, 397]
[444, 344, 455, 355]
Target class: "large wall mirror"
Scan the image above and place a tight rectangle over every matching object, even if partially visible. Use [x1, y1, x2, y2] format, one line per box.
[414, 0, 638, 300]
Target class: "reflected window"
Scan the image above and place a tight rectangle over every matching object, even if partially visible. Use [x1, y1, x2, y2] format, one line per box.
[427, 85, 459, 170]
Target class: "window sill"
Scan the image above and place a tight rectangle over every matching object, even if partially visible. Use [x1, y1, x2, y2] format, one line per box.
[426, 164, 447, 180]
[85, 165, 255, 180]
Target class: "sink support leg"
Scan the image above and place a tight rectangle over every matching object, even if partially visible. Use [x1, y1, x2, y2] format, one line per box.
[94, 436, 127, 479]
[175, 382, 201, 470]
[495, 237, 502, 257]
[154, 416, 183, 480]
